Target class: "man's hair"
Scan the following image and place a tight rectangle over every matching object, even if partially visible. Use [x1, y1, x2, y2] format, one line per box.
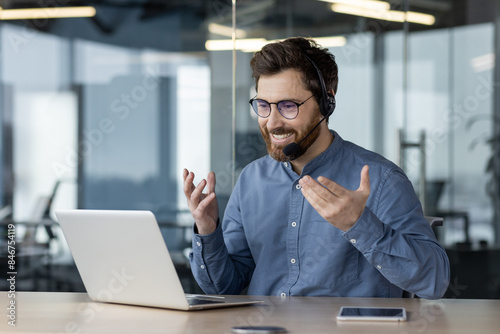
[250, 37, 339, 103]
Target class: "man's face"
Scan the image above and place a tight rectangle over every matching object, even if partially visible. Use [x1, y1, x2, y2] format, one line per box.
[257, 69, 323, 162]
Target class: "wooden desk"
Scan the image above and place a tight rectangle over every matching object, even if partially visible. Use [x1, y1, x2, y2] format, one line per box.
[1, 292, 499, 333]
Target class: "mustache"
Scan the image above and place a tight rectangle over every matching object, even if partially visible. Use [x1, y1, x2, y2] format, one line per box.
[267, 127, 296, 136]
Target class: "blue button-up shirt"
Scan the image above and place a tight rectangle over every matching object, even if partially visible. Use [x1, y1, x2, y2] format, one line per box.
[190, 131, 450, 299]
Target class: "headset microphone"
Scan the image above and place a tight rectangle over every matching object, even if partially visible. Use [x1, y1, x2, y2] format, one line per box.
[283, 116, 326, 157]
[282, 53, 336, 158]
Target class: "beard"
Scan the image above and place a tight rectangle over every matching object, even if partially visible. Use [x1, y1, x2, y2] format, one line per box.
[260, 116, 322, 162]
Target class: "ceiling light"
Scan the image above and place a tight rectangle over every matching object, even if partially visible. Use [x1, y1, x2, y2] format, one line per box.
[312, 36, 347, 48]
[205, 36, 346, 52]
[0, 6, 96, 20]
[319, 0, 390, 11]
[205, 38, 268, 52]
[331, 4, 435, 25]
[405, 11, 436, 26]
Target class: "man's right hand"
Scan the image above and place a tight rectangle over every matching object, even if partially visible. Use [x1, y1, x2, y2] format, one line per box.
[183, 169, 219, 235]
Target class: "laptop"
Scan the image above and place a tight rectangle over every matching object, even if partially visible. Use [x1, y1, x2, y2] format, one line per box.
[55, 209, 263, 311]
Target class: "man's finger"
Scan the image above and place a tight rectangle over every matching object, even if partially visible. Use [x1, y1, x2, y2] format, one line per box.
[197, 192, 216, 212]
[190, 178, 207, 204]
[300, 176, 339, 204]
[183, 171, 196, 199]
[301, 185, 331, 213]
[316, 176, 346, 198]
[358, 165, 370, 193]
[207, 172, 216, 194]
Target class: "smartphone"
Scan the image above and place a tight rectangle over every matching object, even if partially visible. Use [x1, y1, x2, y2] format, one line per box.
[231, 326, 287, 333]
[336, 306, 407, 321]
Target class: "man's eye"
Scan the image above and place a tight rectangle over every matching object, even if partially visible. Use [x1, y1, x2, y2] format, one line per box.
[280, 102, 296, 109]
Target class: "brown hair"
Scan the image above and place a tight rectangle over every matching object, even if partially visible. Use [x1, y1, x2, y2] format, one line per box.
[250, 37, 339, 103]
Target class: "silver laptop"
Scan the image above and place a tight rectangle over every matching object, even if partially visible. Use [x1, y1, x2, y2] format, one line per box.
[55, 209, 263, 311]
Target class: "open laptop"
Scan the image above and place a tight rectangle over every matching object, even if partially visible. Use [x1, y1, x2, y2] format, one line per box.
[55, 209, 263, 311]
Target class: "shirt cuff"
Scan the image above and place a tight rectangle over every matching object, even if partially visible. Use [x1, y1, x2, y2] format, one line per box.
[192, 219, 225, 255]
[342, 207, 385, 254]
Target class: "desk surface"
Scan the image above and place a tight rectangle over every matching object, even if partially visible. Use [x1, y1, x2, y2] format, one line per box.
[1, 292, 499, 334]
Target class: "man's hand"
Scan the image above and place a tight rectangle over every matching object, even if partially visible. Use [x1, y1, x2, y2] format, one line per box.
[183, 169, 219, 235]
[298, 165, 370, 231]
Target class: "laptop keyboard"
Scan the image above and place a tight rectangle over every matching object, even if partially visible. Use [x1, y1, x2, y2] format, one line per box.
[187, 298, 226, 306]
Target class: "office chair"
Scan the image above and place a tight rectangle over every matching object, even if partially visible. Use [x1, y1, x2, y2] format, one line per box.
[425, 216, 444, 228]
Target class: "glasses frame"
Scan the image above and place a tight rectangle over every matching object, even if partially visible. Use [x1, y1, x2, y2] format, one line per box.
[249, 95, 314, 120]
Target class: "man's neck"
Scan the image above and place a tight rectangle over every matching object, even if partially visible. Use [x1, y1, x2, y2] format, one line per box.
[291, 129, 334, 175]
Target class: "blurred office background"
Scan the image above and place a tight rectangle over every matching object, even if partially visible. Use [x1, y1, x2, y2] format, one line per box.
[0, 0, 499, 298]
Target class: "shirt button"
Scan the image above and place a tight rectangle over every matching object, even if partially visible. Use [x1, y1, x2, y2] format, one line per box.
[296, 184, 302, 190]
[291, 222, 297, 227]
[284, 162, 288, 167]
[280, 292, 286, 297]
[196, 241, 201, 247]
[291, 258, 296, 264]
[377, 265, 382, 270]
[200, 265, 205, 269]
[350, 239, 357, 244]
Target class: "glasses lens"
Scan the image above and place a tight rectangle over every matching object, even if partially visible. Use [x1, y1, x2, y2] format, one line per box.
[277, 101, 299, 119]
[251, 99, 270, 117]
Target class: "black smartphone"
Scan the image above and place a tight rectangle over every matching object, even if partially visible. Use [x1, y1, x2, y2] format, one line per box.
[231, 326, 287, 333]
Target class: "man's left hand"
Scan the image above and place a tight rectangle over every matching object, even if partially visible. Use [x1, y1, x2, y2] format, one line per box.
[299, 165, 370, 231]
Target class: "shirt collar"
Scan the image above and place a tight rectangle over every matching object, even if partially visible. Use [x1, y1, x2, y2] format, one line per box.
[301, 130, 343, 174]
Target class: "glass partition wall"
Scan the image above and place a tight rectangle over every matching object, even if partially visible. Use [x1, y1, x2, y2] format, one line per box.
[0, 2, 215, 293]
[221, 0, 499, 249]
[402, 2, 497, 250]
[1, 0, 499, 298]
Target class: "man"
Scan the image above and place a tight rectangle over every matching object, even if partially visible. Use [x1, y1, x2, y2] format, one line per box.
[183, 37, 450, 299]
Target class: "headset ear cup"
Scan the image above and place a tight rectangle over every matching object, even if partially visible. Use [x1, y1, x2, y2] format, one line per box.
[318, 96, 326, 117]
[326, 93, 336, 117]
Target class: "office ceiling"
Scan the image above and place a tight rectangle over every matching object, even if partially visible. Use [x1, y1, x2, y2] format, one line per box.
[0, 0, 496, 50]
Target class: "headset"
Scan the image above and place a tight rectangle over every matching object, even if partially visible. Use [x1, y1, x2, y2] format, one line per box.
[282, 52, 337, 158]
[303, 53, 336, 118]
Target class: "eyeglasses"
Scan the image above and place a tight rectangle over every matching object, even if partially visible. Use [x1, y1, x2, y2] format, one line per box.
[249, 95, 314, 120]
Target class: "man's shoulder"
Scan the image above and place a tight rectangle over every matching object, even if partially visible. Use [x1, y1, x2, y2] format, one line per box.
[240, 155, 277, 175]
[232, 155, 283, 196]
[340, 139, 402, 174]
[236, 154, 295, 188]
[248, 154, 274, 166]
